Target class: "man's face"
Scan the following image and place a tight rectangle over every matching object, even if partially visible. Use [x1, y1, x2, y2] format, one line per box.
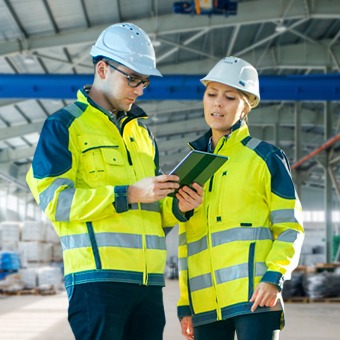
[101, 62, 149, 113]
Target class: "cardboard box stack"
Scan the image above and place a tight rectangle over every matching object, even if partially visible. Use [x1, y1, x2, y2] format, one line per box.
[0, 220, 63, 293]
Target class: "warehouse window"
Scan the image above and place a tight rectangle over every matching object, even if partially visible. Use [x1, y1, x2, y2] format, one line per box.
[7, 194, 17, 209]
[303, 210, 340, 222]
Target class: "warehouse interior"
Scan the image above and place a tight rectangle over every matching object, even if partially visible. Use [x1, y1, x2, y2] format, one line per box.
[0, 0, 339, 339]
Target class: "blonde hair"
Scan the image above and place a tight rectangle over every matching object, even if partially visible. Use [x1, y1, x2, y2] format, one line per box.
[239, 91, 252, 124]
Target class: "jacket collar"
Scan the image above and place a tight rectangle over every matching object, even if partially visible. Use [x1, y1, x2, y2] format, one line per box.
[77, 86, 148, 120]
[189, 119, 250, 152]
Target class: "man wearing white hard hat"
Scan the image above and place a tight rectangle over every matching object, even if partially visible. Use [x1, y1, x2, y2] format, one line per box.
[26, 23, 202, 340]
[177, 57, 304, 340]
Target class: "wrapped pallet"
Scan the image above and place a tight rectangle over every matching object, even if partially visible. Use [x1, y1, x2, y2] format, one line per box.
[36, 266, 63, 290]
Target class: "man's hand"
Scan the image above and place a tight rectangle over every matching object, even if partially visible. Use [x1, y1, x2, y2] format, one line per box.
[128, 175, 180, 203]
[249, 282, 279, 312]
[176, 183, 203, 213]
[180, 316, 194, 340]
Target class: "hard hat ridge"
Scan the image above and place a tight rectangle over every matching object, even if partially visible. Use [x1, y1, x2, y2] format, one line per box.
[90, 23, 162, 77]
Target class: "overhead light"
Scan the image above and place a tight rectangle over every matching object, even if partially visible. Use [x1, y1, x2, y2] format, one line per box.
[150, 33, 161, 47]
[152, 40, 161, 47]
[275, 25, 287, 33]
[275, 21, 287, 33]
[23, 54, 35, 64]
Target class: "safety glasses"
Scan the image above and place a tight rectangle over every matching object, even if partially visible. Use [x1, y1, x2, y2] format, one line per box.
[106, 63, 150, 89]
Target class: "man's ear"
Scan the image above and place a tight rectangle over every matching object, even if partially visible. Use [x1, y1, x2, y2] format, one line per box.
[96, 60, 108, 80]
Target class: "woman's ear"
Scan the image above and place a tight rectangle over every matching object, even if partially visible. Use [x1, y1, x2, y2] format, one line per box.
[241, 108, 249, 120]
[241, 97, 252, 121]
[240, 104, 251, 122]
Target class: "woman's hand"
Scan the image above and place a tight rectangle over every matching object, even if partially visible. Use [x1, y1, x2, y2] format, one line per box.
[180, 316, 194, 340]
[176, 183, 203, 213]
[249, 282, 280, 312]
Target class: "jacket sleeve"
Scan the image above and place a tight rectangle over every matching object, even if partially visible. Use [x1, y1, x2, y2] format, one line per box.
[26, 114, 117, 223]
[261, 149, 304, 290]
[177, 222, 192, 319]
[153, 135, 193, 227]
[160, 197, 193, 228]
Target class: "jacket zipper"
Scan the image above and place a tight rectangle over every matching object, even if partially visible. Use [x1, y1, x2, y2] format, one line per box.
[207, 140, 227, 320]
[121, 116, 148, 284]
[207, 204, 222, 320]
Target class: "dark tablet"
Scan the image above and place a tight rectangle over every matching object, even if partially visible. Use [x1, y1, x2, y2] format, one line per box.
[168, 150, 228, 197]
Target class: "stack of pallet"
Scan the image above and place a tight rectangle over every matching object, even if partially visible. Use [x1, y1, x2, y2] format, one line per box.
[0, 221, 63, 295]
[283, 263, 340, 303]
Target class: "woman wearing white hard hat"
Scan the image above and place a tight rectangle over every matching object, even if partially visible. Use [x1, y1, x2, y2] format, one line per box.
[177, 57, 304, 340]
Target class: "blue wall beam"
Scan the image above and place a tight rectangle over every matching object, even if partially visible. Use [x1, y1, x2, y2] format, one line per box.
[0, 74, 339, 101]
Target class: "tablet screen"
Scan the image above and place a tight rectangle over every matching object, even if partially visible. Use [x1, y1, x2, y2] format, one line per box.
[168, 150, 228, 197]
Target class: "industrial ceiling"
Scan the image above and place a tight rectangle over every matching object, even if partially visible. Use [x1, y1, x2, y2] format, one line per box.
[0, 0, 339, 198]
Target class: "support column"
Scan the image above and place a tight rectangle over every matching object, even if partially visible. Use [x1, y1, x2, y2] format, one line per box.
[324, 101, 333, 263]
[294, 102, 302, 198]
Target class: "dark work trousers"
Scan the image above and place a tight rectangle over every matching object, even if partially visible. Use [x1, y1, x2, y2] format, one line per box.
[194, 311, 282, 340]
[67, 281, 166, 340]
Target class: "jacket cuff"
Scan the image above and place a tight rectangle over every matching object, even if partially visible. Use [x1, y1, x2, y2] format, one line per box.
[177, 305, 192, 319]
[114, 185, 129, 213]
[172, 199, 193, 222]
[260, 271, 284, 291]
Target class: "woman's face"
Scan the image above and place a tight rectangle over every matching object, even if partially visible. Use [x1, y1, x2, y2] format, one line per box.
[203, 81, 247, 142]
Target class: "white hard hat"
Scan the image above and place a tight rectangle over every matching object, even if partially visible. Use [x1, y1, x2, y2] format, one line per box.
[201, 56, 260, 108]
[90, 23, 162, 77]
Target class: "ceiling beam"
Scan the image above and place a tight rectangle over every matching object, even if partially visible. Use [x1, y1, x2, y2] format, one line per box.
[0, 122, 43, 141]
[1, 0, 339, 57]
[0, 162, 28, 191]
[0, 147, 37, 163]
[0, 73, 338, 101]
[160, 42, 340, 73]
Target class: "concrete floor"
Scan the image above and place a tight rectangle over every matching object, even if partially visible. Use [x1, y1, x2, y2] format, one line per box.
[0, 279, 339, 340]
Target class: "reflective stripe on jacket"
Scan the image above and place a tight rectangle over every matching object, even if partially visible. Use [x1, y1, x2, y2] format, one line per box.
[177, 120, 304, 327]
[26, 87, 185, 288]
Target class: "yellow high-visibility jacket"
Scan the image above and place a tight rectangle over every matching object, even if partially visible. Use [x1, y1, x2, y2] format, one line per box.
[26, 87, 187, 292]
[177, 120, 304, 328]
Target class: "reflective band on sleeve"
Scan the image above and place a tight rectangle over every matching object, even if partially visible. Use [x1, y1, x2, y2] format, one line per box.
[276, 229, 300, 243]
[56, 187, 76, 221]
[39, 178, 74, 212]
[271, 209, 303, 225]
[178, 232, 187, 246]
[178, 257, 188, 271]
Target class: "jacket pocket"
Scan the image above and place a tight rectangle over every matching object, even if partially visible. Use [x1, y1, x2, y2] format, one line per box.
[78, 135, 124, 187]
[248, 242, 256, 300]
